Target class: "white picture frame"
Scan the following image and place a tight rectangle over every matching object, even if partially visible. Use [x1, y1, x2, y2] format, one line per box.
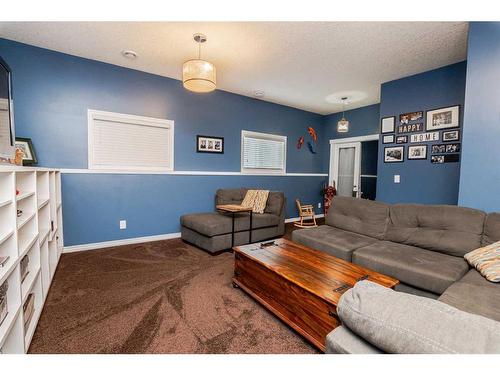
[381, 116, 395, 134]
[382, 134, 394, 144]
[384, 146, 404, 163]
[408, 145, 427, 160]
[410, 132, 440, 143]
[426, 105, 460, 131]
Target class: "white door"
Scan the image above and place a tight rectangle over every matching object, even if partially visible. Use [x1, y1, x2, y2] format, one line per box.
[330, 142, 361, 197]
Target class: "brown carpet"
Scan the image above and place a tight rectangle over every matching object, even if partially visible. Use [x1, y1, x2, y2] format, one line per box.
[29, 223, 321, 354]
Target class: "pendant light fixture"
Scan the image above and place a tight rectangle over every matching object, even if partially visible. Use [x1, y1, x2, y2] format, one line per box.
[183, 33, 216, 93]
[337, 97, 350, 133]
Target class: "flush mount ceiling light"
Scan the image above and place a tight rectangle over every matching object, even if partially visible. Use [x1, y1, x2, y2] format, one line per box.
[183, 33, 216, 93]
[121, 50, 137, 59]
[337, 97, 350, 133]
[253, 90, 265, 98]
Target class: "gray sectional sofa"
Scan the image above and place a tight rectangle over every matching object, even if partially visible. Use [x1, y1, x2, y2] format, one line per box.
[180, 188, 285, 254]
[292, 197, 500, 353]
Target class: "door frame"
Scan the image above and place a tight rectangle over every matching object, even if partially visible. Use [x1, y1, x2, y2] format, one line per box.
[329, 134, 379, 195]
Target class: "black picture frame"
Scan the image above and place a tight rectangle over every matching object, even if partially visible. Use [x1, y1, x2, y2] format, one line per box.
[382, 134, 394, 144]
[442, 130, 460, 142]
[196, 135, 224, 154]
[15, 137, 37, 165]
[407, 145, 428, 160]
[381, 116, 396, 134]
[384, 146, 404, 163]
[396, 135, 408, 144]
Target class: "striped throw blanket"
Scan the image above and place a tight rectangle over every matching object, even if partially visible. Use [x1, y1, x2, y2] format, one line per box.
[464, 240, 500, 282]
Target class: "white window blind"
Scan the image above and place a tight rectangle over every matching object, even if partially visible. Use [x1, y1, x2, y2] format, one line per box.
[88, 110, 174, 171]
[241, 130, 286, 174]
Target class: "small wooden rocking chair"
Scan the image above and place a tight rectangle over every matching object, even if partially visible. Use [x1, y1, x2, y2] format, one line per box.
[294, 199, 318, 228]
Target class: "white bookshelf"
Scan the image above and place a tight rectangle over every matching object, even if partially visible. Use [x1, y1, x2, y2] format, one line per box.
[0, 166, 63, 354]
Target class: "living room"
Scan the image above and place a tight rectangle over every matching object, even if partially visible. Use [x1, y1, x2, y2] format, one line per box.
[0, 1, 499, 373]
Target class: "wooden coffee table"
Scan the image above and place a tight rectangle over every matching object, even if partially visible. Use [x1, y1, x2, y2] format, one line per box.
[232, 238, 399, 352]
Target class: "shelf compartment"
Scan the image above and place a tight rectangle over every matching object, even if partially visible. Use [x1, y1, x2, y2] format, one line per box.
[48, 240, 58, 280]
[0, 265, 22, 349]
[16, 191, 35, 202]
[23, 272, 42, 352]
[16, 212, 36, 231]
[0, 311, 24, 353]
[0, 199, 12, 209]
[0, 172, 14, 205]
[0, 230, 14, 248]
[37, 198, 49, 210]
[0, 235, 17, 287]
[18, 231, 38, 260]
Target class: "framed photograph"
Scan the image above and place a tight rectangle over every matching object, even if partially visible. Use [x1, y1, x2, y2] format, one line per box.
[381, 116, 395, 134]
[399, 111, 423, 124]
[384, 146, 404, 163]
[396, 135, 408, 144]
[442, 130, 460, 142]
[426, 105, 460, 131]
[408, 145, 427, 160]
[14, 137, 37, 165]
[196, 135, 224, 154]
[382, 134, 394, 144]
[431, 154, 460, 164]
[410, 131, 439, 143]
[431, 144, 446, 154]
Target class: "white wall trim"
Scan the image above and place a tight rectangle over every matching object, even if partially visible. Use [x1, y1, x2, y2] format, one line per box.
[59, 168, 328, 177]
[63, 215, 326, 253]
[285, 214, 324, 223]
[329, 134, 379, 144]
[63, 232, 182, 253]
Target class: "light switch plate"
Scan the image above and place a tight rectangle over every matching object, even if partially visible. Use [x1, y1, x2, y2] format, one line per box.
[394, 175, 401, 184]
[120, 220, 127, 229]
[318, 202, 322, 208]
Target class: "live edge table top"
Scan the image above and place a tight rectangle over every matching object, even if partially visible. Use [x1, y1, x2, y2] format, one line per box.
[233, 238, 399, 306]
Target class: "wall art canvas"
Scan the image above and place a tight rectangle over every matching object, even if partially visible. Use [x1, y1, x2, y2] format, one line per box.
[397, 122, 423, 134]
[442, 130, 460, 142]
[410, 131, 439, 143]
[196, 135, 224, 153]
[432, 143, 461, 154]
[431, 154, 460, 164]
[384, 146, 404, 163]
[426, 105, 460, 131]
[381, 117, 395, 134]
[408, 145, 427, 160]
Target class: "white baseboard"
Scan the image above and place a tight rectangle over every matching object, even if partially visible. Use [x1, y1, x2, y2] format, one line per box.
[63, 232, 182, 253]
[64, 215, 325, 254]
[285, 214, 324, 223]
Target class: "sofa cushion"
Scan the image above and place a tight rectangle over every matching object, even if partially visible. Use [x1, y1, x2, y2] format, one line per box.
[439, 269, 500, 322]
[326, 326, 382, 354]
[337, 280, 500, 354]
[292, 225, 378, 262]
[215, 188, 246, 205]
[180, 212, 280, 237]
[386, 204, 486, 257]
[326, 197, 389, 240]
[483, 213, 500, 246]
[353, 241, 469, 294]
[264, 191, 285, 216]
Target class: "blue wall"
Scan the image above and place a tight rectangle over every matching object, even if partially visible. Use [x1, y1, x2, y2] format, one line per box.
[459, 22, 500, 212]
[321, 104, 380, 171]
[0, 38, 327, 246]
[376, 62, 467, 205]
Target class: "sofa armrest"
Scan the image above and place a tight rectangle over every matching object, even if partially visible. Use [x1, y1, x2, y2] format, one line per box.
[326, 326, 382, 354]
[337, 281, 500, 354]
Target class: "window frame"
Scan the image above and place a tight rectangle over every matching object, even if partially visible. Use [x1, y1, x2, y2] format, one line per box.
[87, 109, 174, 172]
[240, 130, 287, 175]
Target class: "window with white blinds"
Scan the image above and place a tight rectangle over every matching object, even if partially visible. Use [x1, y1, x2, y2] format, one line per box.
[241, 130, 287, 174]
[88, 110, 174, 171]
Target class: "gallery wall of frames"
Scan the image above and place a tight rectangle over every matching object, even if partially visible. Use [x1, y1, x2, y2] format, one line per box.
[381, 105, 461, 164]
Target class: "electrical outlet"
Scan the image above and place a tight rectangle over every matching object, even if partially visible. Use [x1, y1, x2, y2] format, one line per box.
[120, 220, 127, 230]
[318, 202, 322, 209]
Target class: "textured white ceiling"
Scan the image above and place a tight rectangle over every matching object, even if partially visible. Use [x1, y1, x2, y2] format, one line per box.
[0, 22, 468, 114]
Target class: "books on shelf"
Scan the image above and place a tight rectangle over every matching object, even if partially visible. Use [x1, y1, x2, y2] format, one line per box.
[0, 280, 8, 326]
[23, 293, 35, 330]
